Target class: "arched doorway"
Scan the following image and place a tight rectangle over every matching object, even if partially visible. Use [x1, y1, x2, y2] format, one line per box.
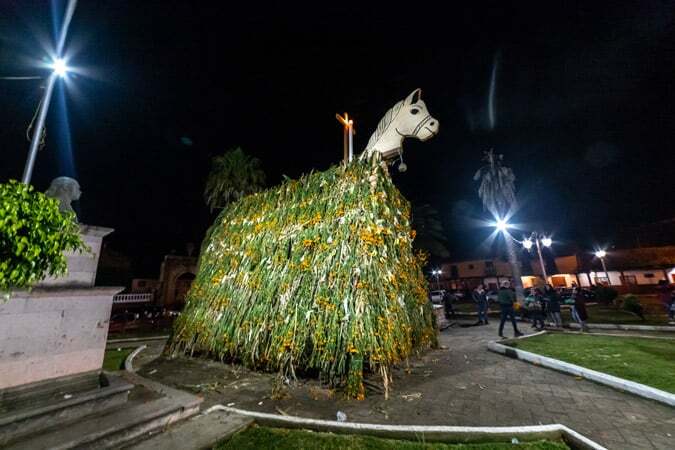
[173, 272, 196, 310]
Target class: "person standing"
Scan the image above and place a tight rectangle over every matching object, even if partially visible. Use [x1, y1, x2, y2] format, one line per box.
[498, 281, 523, 338]
[571, 287, 589, 332]
[472, 285, 489, 325]
[543, 284, 563, 328]
[657, 280, 673, 322]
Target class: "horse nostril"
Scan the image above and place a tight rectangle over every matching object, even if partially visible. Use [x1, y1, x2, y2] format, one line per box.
[429, 121, 435, 127]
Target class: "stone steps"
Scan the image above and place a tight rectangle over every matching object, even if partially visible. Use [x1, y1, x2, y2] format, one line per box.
[4, 372, 201, 450]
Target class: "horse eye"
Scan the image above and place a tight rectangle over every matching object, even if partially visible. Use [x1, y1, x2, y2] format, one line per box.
[410, 108, 419, 115]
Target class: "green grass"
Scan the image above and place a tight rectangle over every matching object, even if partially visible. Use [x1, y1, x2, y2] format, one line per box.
[214, 426, 569, 450]
[508, 333, 675, 393]
[559, 304, 668, 325]
[102, 348, 134, 371]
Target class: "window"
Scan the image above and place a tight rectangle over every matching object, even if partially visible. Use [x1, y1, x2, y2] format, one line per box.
[468, 264, 475, 270]
[594, 277, 609, 286]
[644, 273, 654, 278]
[551, 276, 567, 287]
[621, 275, 637, 285]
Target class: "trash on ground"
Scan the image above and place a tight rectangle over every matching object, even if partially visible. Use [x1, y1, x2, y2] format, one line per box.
[336, 411, 347, 422]
[400, 392, 422, 401]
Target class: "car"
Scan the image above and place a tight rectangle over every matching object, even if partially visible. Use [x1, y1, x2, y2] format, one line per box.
[429, 290, 447, 304]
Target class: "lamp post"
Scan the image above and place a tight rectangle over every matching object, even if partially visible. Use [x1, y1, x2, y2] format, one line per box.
[595, 250, 609, 286]
[336, 112, 355, 163]
[522, 233, 552, 283]
[431, 269, 442, 290]
[21, 0, 77, 184]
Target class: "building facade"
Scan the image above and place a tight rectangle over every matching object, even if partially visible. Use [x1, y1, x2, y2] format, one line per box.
[436, 245, 675, 292]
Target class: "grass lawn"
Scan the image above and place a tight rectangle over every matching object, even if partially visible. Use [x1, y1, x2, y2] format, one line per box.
[214, 426, 569, 450]
[560, 304, 668, 325]
[508, 333, 675, 393]
[102, 348, 134, 371]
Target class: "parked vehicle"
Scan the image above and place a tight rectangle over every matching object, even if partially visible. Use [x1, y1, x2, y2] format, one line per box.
[429, 290, 447, 304]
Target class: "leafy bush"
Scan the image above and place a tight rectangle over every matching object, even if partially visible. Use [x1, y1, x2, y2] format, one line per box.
[595, 285, 618, 304]
[0, 180, 87, 293]
[620, 294, 644, 319]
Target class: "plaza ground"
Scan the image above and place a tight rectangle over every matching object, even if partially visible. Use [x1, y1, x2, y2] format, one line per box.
[134, 321, 675, 450]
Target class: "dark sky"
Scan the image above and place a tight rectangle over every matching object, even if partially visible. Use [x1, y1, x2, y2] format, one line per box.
[1, 1, 674, 277]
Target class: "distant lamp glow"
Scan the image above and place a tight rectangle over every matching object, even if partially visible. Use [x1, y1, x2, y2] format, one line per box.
[51, 58, 68, 77]
[541, 237, 552, 248]
[522, 238, 533, 250]
[595, 250, 607, 258]
[495, 218, 509, 233]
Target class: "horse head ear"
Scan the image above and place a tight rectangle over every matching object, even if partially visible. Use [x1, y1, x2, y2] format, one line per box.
[405, 88, 422, 105]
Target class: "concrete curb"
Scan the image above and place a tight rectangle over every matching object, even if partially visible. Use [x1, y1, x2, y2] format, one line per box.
[568, 323, 675, 332]
[204, 405, 606, 450]
[124, 345, 147, 373]
[488, 334, 675, 408]
[108, 335, 170, 344]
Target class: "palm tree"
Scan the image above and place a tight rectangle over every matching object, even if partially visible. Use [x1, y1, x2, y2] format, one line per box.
[204, 147, 266, 212]
[411, 203, 450, 258]
[473, 149, 524, 300]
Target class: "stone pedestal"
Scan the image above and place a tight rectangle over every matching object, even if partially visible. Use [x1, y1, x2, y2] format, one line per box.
[0, 225, 121, 390]
[0, 286, 123, 390]
[36, 225, 113, 289]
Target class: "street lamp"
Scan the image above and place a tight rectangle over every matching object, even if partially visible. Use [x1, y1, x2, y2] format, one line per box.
[21, 0, 77, 184]
[431, 269, 442, 290]
[522, 232, 552, 283]
[594, 250, 609, 285]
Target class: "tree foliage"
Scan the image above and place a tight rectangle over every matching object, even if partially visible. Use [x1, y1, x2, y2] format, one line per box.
[411, 203, 450, 258]
[204, 147, 266, 212]
[473, 149, 517, 217]
[0, 180, 86, 293]
[473, 149, 524, 299]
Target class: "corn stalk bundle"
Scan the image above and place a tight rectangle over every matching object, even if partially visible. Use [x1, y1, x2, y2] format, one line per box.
[169, 154, 437, 398]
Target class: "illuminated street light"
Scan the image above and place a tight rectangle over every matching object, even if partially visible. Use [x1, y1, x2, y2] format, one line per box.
[21, 0, 77, 184]
[495, 218, 509, 233]
[594, 250, 609, 285]
[51, 58, 69, 77]
[431, 269, 442, 290]
[523, 232, 552, 282]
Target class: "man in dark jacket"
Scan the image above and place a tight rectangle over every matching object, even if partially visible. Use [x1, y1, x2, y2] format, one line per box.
[472, 285, 489, 325]
[571, 287, 590, 332]
[497, 281, 523, 338]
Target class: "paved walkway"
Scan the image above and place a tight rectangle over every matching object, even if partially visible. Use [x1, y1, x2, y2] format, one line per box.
[139, 322, 675, 450]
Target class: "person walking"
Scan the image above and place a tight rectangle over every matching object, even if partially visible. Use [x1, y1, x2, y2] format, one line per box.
[571, 287, 589, 332]
[657, 280, 673, 323]
[498, 281, 523, 338]
[543, 284, 563, 328]
[472, 285, 489, 325]
[525, 288, 546, 331]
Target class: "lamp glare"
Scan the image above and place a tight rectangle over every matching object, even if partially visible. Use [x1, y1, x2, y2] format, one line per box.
[541, 237, 552, 247]
[52, 58, 68, 77]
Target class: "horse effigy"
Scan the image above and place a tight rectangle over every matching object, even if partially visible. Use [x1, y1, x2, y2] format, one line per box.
[169, 89, 439, 398]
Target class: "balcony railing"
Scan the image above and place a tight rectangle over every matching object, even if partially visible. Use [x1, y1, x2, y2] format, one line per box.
[113, 293, 154, 304]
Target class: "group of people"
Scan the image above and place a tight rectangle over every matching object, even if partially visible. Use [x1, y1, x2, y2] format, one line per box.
[470, 281, 590, 338]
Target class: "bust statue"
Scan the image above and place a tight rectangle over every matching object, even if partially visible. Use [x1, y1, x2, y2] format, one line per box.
[45, 176, 81, 218]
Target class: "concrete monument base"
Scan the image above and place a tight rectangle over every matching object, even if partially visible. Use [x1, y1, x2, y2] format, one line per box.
[0, 286, 123, 390]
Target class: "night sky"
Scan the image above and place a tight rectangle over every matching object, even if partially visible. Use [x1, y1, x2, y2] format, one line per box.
[1, 1, 674, 278]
